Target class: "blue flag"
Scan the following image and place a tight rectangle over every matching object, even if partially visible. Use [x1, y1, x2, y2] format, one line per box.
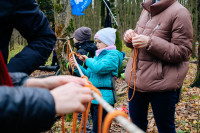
[71, 0, 92, 16]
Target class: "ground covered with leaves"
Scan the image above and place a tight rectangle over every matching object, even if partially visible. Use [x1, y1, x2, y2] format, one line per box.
[32, 62, 199, 133]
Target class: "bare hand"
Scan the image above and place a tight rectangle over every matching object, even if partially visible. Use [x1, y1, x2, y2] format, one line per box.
[79, 55, 88, 62]
[50, 82, 92, 114]
[124, 29, 136, 43]
[132, 34, 150, 48]
[25, 75, 88, 90]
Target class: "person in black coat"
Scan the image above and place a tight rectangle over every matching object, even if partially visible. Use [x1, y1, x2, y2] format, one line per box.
[0, 72, 92, 133]
[0, 0, 93, 132]
[0, 0, 56, 75]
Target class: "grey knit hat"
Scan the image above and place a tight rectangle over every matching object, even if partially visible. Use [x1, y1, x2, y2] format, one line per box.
[94, 28, 116, 46]
[73, 27, 92, 43]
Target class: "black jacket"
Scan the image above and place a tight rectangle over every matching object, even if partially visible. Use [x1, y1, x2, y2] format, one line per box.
[74, 41, 97, 68]
[0, 0, 56, 75]
[0, 73, 56, 133]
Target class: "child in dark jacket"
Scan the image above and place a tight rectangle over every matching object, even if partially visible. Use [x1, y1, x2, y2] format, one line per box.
[72, 28, 123, 133]
[67, 27, 97, 71]
[68, 27, 97, 133]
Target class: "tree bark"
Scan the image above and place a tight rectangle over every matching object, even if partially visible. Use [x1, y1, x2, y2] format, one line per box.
[52, 0, 74, 75]
[191, 0, 200, 87]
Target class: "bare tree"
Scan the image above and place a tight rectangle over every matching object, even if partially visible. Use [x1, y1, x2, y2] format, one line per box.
[52, 0, 74, 74]
[191, 0, 200, 87]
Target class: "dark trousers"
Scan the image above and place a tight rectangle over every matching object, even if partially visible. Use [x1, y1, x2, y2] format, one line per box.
[90, 104, 114, 133]
[128, 89, 178, 133]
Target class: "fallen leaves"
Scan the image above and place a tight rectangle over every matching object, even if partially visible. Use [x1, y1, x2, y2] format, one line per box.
[33, 62, 199, 133]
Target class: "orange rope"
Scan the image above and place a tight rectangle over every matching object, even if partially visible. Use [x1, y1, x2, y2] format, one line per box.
[79, 105, 85, 133]
[83, 102, 91, 133]
[61, 40, 71, 133]
[127, 48, 138, 101]
[68, 52, 82, 75]
[83, 84, 103, 133]
[67, 40, 70, 60]
[61, 115, 65, 133]
[102, 110, 130, 133]
[72, 76, 103, 133]
[79, 102, 91, 133]
[81, 75, 89, 81]
[72, 112, 78, 133]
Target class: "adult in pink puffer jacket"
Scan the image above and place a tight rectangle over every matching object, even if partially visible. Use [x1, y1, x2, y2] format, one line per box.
[123, 0, 193, 132]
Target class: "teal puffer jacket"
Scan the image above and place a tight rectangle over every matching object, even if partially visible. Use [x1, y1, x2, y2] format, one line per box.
[75, 49, 123, 105]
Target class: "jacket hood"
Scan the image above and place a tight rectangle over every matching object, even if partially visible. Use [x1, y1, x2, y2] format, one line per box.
[142, 0, 176, 16]
[115, 50, 123, 68]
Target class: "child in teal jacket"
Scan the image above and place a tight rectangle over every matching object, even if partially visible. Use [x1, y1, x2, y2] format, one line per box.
[72, 28, 123, 133]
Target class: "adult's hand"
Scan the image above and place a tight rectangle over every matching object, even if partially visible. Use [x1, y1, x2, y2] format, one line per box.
[50, 82, 92, 114]
[132, 34, 150, 48]
[24, 75, 88, 90]
[123, 29, 135, 43]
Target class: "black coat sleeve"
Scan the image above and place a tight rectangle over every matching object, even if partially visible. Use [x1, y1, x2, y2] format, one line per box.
[7, 0, 56, 75]
[0, 86, 56, 133]
[9, 72, 29, 86]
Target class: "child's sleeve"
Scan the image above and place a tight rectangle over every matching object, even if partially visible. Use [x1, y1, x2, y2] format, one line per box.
[74, 65, 92, 78]
[85, 53, 119, 74]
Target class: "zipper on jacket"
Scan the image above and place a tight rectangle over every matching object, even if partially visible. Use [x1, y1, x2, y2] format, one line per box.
[135, 13, 152, 70]
[150, 14, 152, 21]
[150, 24, 160, 37]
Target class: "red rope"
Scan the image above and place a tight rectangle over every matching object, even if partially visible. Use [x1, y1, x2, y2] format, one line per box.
[0, 51, 13, 86]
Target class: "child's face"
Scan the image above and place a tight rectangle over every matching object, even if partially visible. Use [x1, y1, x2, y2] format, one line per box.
[95, 39, 107, 50]
[73, 38, 79, 43]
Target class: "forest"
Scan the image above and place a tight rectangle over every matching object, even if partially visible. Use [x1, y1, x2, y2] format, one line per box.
[8, 0, 200, 132]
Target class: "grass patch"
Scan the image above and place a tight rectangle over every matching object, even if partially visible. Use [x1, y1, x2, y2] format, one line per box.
[9, 44, 53, 65]
[45, 53, 53, 66]
[122, 41, 132, 57]
[8, 45, 24, 62]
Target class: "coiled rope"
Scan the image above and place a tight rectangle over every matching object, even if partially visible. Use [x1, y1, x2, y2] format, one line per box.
[127, 48, 138, 101]
[102, 110, 130, 133]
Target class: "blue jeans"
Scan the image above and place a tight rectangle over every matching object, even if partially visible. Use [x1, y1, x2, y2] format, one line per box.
[90, 104, 114, 133]
[128, 89, 178, 133]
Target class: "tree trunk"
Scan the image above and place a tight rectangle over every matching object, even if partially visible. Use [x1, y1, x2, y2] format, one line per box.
[191, 0, 200, 87]
[52, 0, 74, 75]
[191, 0, 197, 58]
[101, 0, 105, 27]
